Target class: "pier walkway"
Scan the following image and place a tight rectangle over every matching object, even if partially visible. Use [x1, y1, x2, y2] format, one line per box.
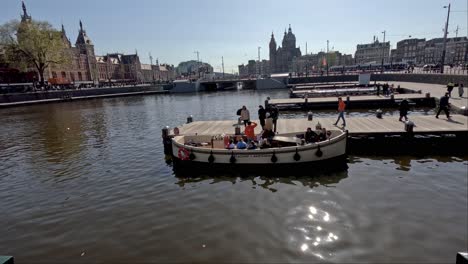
[388, 82, 468, 111]
[267, 93, 433, 109]
[172, 115, 468, 137]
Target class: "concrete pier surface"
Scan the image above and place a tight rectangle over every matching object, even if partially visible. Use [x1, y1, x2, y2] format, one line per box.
[388, 82, 468, 111]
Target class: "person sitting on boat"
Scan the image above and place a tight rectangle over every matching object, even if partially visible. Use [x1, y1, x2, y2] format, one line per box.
[244, 121, 258, 141]
[261, 128, 275, 140]
[305, 127, 318, 143]
[247, 140, 257, 150]
[227, 140, 236, 150]
[236, 138, 247, 149]
[318, 128, 328, 142]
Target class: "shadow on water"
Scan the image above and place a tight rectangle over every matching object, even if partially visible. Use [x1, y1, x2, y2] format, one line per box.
[172, 163, 349, 192]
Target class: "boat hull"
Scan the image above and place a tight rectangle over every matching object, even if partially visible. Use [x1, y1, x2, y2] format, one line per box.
[171, 132, 347, 171]
[171, 154, 348, 175]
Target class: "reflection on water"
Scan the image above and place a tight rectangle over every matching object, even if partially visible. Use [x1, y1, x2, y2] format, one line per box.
[0, 92, 466, 263]
[175, 170, 349, 192]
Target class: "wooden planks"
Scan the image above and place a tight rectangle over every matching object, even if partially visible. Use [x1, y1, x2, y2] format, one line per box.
[172, 115, 468, 136]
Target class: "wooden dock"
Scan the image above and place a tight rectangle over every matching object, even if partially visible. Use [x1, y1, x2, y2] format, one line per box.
[172, 115, 468, 136]
[267, 93, 434, 110]
[167, 115, 468, 155]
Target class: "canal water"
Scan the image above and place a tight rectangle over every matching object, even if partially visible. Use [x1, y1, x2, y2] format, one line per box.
[0, 90, 467, 263]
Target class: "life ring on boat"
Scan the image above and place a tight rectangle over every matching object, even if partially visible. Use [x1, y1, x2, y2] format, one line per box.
[178, 147, 190, 160]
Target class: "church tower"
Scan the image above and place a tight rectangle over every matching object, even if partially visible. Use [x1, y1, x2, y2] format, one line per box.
[61, 24, 72, 48]
[20, 1, 31, 23]
[75, 21, 97, 82]
[269, 32, 277, 73]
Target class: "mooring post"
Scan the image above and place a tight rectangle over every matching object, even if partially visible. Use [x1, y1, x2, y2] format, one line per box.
[187, 115, 193, 124]
[376, 109, 383, 119]
[161, 126, 173, 155]
[405, 120, 415, 137]
[307, 111, 313, 121]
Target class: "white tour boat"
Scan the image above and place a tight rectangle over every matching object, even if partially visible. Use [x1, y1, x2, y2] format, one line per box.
[170, 129, 347, 171]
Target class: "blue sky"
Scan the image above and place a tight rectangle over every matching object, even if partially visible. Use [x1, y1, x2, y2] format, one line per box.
[2, 0, 467, 73]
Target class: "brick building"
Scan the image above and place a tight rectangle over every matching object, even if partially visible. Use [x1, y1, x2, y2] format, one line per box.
[8, 2, 174, 85]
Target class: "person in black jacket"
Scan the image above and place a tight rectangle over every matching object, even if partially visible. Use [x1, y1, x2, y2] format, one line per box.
[399, 99, 410, 121]
[436, 93, 451, 119]
[258, 105, 266, 129]
[270, 105, 279, 132]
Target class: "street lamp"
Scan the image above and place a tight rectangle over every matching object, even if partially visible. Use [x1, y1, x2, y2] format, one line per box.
[381, 30, 386, 73]
[194, 51, 200, 78]
[440, 4, 451, 73]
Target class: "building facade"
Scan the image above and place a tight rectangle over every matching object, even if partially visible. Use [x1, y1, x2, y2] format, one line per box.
[355, 37, 390, 64]
[393, 38, 426, 64]
[269, 25, 302, 73]
[420, 37, 467, 65]
[8, 2, 173, 85]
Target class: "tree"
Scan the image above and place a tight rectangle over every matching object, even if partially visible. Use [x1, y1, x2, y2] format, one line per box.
[0, 19, 69, 87]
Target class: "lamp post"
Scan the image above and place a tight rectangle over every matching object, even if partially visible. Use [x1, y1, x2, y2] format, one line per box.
[326, 40, 329, 76]
[194, 51, 200, 78]
[222, 56, 225, 79]
[258, 46, 261, 76]
[381, 30, 386, 73]
[440, 3, 451, 74]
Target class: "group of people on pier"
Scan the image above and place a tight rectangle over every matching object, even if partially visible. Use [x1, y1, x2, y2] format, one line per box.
[238, 104, 279, 132]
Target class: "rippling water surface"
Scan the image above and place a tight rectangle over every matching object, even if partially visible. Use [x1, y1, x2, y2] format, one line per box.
[0, 90, 466, 263]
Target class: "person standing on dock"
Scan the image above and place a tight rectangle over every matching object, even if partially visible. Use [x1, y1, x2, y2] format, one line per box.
[258, 105, 266, 129]
[436, 93, 451, 119]
[265, 113, 274, 132]
[270, 105, 279, 132]
[399, 99, 409, 122]
[447, 81, 455, 97]
[458, 83, 464, 98]
[240, 106, 250, 127]
[333, 97, 346, 127]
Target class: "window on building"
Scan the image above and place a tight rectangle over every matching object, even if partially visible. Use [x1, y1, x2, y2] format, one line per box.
[78, 72, 83, 81]
[52, 71, 57, 78]
[61, 72, 66, 79]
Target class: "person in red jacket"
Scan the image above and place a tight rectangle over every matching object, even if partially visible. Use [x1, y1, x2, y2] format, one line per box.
[334, 97, 346, 127]
[244, 121, 258, 140]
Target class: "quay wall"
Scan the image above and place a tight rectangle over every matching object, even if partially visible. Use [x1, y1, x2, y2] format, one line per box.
[0, 85, 161, 104]
[289, 74, 467, 85]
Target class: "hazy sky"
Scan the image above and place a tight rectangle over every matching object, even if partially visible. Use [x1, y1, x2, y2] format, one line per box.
[2, 0, 467, 72]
